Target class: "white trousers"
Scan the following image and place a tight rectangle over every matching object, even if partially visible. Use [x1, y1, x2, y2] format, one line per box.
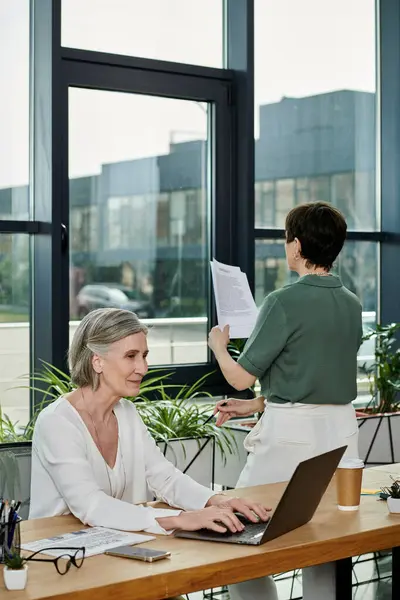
[228, 402, 359, 600]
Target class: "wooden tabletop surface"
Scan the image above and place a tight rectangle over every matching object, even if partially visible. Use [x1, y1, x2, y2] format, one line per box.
[2, 464, 399, 600]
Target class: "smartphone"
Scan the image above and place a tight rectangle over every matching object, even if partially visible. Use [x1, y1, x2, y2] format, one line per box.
[105, 545, 171, 562]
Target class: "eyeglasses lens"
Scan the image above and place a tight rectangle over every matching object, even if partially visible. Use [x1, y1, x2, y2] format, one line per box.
[56, 555, 72, 575]
[74, 549, 85, 568]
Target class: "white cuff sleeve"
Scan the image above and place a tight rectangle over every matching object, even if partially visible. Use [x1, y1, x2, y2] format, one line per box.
[142, 508, 182, 535]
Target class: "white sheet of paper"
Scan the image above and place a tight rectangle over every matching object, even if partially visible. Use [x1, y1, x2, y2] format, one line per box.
[211, 259, 258, 338]
[21, 526, 155, 558]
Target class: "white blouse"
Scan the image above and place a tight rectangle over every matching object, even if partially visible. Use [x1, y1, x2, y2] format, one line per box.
[29, 397, 214, 534]
[104, 444, 125, 500]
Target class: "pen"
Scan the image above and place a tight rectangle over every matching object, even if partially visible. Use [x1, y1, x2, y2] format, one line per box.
[203, 401, 228, 425]
[7, 506, 15, 548]
[8, 512, 18, 549]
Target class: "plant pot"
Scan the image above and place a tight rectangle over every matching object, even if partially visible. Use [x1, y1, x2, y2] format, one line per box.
[357, 412, 400, 464]
[387, 497, 400, 514]
[3, 564, 28, 590]
[356, 409, 400, 418]
[157, 437, 214, 487]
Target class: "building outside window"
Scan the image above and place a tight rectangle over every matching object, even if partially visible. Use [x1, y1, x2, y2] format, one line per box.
[0, 0, 393, 433]
[254, 0, 378, 398]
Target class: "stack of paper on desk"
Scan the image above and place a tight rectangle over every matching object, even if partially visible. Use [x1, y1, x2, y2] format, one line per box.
[210, 259, 259, 339]
[21, 527, 155, 558]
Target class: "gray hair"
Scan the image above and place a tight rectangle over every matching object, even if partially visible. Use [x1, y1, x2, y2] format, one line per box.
[69, 308, 148, 390]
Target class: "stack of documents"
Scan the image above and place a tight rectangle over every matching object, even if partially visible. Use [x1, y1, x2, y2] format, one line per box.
[21, 527, 155, 558]
[210, 259, 259, 339]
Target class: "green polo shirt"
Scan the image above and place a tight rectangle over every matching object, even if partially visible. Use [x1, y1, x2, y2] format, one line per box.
[238, 275, 363, 405]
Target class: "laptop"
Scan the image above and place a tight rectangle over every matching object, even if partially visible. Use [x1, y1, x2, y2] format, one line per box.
[175, 445, 346, 546]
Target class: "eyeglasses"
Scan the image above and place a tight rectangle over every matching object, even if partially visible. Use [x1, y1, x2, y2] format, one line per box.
[25, 547, 85, 575]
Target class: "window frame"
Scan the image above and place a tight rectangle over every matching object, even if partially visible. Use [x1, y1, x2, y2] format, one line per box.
[250, 0, 394, 334]
[7, 0, 399, 414]
[30, 0, 243, 404]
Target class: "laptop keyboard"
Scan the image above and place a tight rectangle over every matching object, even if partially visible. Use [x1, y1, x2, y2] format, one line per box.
[196, 515, 270, 544]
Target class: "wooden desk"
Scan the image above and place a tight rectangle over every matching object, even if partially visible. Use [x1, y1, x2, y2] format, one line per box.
[2, 465, 399, 600]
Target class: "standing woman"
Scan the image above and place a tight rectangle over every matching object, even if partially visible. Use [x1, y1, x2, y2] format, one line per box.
[208, 202, 363, 600]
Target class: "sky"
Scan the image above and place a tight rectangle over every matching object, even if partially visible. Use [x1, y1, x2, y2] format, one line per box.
[0, 0, 376, 187]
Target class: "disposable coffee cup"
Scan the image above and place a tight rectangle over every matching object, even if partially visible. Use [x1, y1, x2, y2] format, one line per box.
[336, 458, 364, 511]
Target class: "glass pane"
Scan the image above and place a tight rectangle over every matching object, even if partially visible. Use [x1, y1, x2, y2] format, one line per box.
[254, 240, 293, 305]
[69, 88, 210, 365]
[255, 239, 378, 398]
[255, 0, 377, 230]
[0, 1, 30, 219]
[0, 234, 30, 435]
[62, 0, 223, 68]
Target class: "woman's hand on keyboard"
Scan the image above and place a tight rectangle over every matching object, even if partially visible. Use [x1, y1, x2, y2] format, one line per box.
[207, 494, 271, 523]
[163, 506, 246, 533]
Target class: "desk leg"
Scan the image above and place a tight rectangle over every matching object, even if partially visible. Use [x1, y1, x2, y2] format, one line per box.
[303, 559, 352, 600]
[334, 557, 352, 600]
[393, 546, 399, 599]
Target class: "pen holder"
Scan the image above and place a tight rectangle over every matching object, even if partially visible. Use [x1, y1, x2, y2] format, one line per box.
[0, 518, 21, 564]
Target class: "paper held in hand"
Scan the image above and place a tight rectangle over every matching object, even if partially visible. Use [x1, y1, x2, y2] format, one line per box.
[210, 259, 259, 339]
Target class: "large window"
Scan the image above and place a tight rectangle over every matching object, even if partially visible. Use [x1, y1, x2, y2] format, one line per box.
[254, 0, 378, 396]
[0, 2, 31, 432]
[2, 1, 400, 439]
[62, 0, 223, 68]
[0, 0, 30, 219]
[0, 0, 232, 437]
[0, 235, 30, 426]
[255, 0, 377, 228]
[68, 89, 211, 365]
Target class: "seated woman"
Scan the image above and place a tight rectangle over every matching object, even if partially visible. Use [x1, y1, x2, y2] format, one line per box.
[29, 308, 270, 536]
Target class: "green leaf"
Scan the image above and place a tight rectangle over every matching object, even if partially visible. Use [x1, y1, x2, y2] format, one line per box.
[8, 362, 236, 458]
[364, 322, 400, 413]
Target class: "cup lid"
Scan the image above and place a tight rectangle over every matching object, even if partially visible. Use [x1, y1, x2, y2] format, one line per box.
[338, 457, 364, 469]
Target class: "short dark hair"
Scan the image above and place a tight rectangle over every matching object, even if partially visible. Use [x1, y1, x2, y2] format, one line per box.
[285, 202, 347, 270]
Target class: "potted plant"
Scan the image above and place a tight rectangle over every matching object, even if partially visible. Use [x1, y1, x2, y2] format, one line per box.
[381, 478, 400, 514]
[360, 323, 400, 415]
[16, 362, 237, 487]
[133, 372, 237, 486]
[3, 552, 28, 590]
[358, 323, 400, 465]
[133, 371, 235, 452]
[0, 405, 26, 443]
